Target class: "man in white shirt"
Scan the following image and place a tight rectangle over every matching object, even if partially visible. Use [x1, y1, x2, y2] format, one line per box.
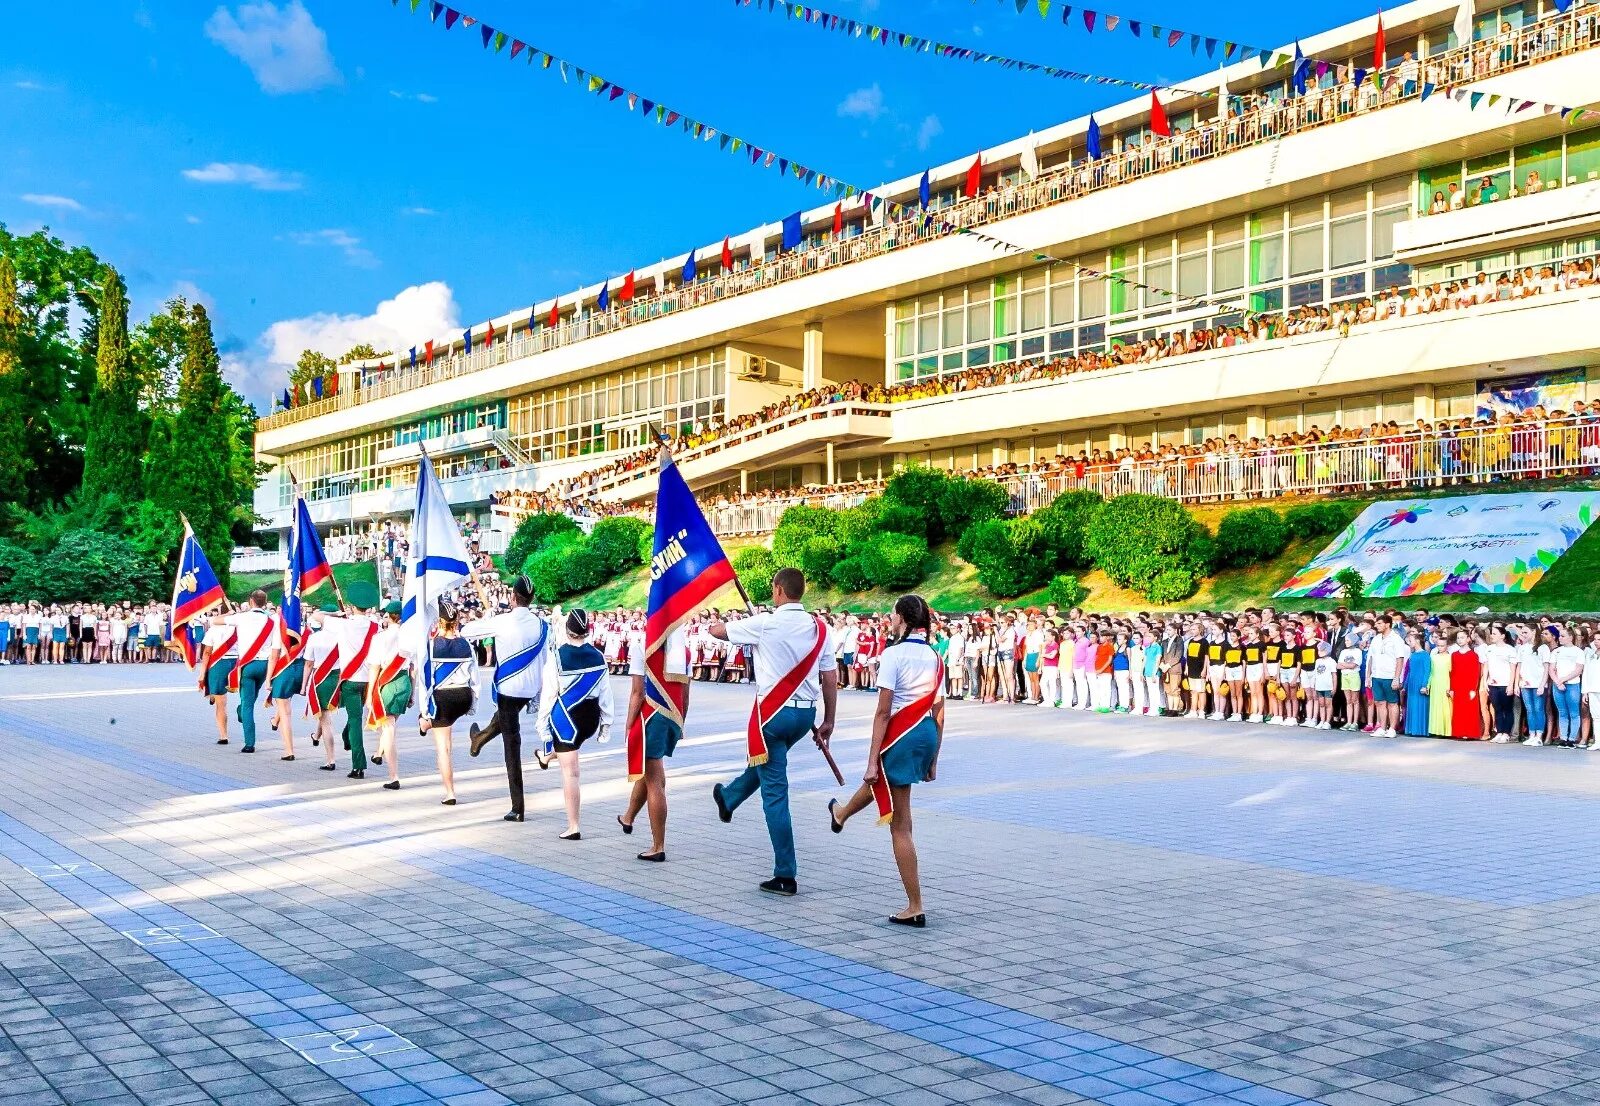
[707, 568, 838, 897]
[225, 590, 275, 754]
[462, 575, 552, 822]
[1365, 616, 1409, 737]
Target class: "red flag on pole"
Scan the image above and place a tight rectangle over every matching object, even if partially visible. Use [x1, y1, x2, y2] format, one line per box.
[721, 236, 733, 270]
[1149, 91, 1171, 137]
[547, 300, 559, 329]
[832, 202, 843, 236]
[964, 155, 982, 198]
[424, 339, 434, 365]
[1373, 12, 1387, 70]
[484, 319, 495, 347]
[621, 271, 636, 302]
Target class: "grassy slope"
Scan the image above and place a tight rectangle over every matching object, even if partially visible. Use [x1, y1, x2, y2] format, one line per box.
[227, 561, 379, 604]
[572, 479, 1600, 614]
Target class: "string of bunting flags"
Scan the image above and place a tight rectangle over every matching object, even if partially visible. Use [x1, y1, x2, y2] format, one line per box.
[381, 0, 1256, 342]
[732, 0, 1209, 96]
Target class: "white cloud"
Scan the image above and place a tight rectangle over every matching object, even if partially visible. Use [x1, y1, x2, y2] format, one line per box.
[289, 228, 377, 268]
[226, 281, 460, 403]
[389, 90, 438, 103]
[402, 206, 437, 216]
[204, 1, 340, 94]
[13, 80, 46, 91]
[837, 84, 885, 121]
[20, 193, 83, 212]
[916, 114, 943, 151]
[185, 214, 203, 224]
[181, 161, 302, 191]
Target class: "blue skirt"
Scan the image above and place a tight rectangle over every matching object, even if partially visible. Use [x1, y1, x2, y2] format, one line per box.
[269, 658, 305, 700]
[51, 627, 67, 644]
[882, 716, 939, 787]
[24, 627, 39, 646]
[205, 658, 237, 697]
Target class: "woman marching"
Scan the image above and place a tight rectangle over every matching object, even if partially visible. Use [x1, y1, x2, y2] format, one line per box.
[365, 600, 415, 791]
[827, 594, 945, 928]
[534, 609, 614, 840]
[418, 600, 476, 806]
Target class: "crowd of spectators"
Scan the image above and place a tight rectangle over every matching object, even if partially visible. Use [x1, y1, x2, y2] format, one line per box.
[0, 602, 180, 665]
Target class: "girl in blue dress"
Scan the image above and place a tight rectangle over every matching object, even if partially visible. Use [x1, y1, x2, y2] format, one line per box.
[1402, 629, 1432, 736]
[827, 594, 946, 928]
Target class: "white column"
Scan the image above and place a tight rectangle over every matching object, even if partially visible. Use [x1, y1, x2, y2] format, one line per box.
[1413, 384, 1436, 422]
[740, 468, 749, 494]
[1108, 424, 1128, 450]
[802, 322, 824, 390]
[1246, 406, 1267, 439]
[825, 442, 836, 485]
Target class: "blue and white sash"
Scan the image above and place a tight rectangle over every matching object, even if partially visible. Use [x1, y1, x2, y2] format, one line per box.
[492, 621, 548, 705]
[549, 665, 606, 750]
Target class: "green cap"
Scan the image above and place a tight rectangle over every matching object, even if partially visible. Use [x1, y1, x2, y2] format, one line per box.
[382, 600, 402, 618]
[317, 600, 341, 614]
[345, 581, 379, 611]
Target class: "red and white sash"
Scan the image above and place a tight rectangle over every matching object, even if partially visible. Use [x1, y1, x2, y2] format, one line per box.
[746, 616, 827, 767]
[229, 616, 275, 692]
[337, 622, 378, 696]
[364, 654, 408, 727]
[266, 614, 303, 684]
[626, 646, 688, 782]
[203, 629, 237, 691]
[303, 650, 340, 716]
[873, 655, 943, 825]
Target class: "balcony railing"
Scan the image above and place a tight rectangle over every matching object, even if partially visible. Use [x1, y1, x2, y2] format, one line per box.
[255, 7, 1600, 434]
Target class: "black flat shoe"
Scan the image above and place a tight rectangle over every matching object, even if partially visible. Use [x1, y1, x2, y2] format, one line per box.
[319, 764, 337, 771]
[311, 737, 320, 746]
[617, 815, 633, 835]
[348, 769, 365, 779]
[534, 749, 551, 770]
[558, 829, 581, 841]
[503, 811, 524, 822]
[889, 913, 927, 928]
[280, 755, 295, 762]
[441, 798, 457, 806]
[240, 746, 256, 754]
[469, 723, 489, 758]
[371, 755, 383, 765]
[760, 878, 798, 897]
[382, 781, 399, 791]
[828, 798, 843, 834]
[636, 850, 665, 863]
[216, 738, 229, 745]
[713, 783, 732, 824]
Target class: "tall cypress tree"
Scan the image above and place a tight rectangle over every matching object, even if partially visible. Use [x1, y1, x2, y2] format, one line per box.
[0, 257, 29, 501]
[157, 304, 235, 586]
[81, 267, 147, 504]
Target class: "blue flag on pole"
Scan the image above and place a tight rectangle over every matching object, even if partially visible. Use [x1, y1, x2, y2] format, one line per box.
[918, 170, 930, 209]
[170, 518, 225, 668]
[1291, 41, 1308, 96]
[463, 328, 472, 354]
[272, 493, 334, 680]
[682, 250, 696, 284]
[409, 346, 417, 368]
[597, 282, 609, 311]
[781, 211, 803, 251]
[401, 450, 473, 717]
[1087, 114, 1102, 161]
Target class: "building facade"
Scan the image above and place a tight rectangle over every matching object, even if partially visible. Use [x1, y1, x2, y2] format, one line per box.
[252, 0, 1600, 538]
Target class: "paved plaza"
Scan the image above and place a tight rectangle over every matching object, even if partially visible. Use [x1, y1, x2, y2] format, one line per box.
[3, 665, 1600, 1106]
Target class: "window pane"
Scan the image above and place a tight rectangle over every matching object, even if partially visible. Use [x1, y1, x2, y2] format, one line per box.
[895, 321, 914, 357]
[1021, 290, 1046, 332]
[1373, 262, 1410, 291]
[1289, 226, 1323, 277]
[1372, 208, 1405, 260]
[967, 303, 992, 341]
[1213, 244, 1244, 292]
[1145, 260, 1172, 306]
[942, 310, 964, 347]
[917, 316, 939, 354]
[1079, 277, 1106, 319]
[1178, 255, 1207, 297]
[1289, 278, 1324, 307]
[1250, 235, 1284, 284]
[1330, 217, 1367, 268]
[1049, 284, 1076, 325]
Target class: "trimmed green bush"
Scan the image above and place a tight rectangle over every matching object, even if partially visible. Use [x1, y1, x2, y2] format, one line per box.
[526, 532, 587, 602]
[0, 539, 36, 602]
[799, 535, 844, 583]
[875, 502, 928, 540]
[1046, 574, 1088, 610]
[505, 512, 579, 579]
[1146, 567, 1201, 604]
[772, 504, 839, 564]
[834, 498, 885, 547]
[829, 555, 871, 592]
[1284, 500, 1360, 540]
[1032, 489, 1103, 569]
[1214, 506, 1290, 568]
[732, 545, 778, 601]
[882, 466, 953, 541]
[935, 476, 1010, 539]
[857, 532, 929, 590]
[1084, 494, 1214, 599]
[588, 516, 651, 575]
[967, 517, 1054, 598]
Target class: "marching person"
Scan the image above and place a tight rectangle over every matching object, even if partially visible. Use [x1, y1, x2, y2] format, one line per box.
[365, 600, 414, 791]
[266, 607, 305, 761]
[534, 608, 615, 840]
[197, 612, 238, 745]
[826, 594, 945, 928]
[418, 600, 476, 805]
[324, 582, 381, 779]
[228, 590, 275, 754]
[619, 615, 690, 862]
[708, 568, 838, 897]
[302, 601, 344, 771]
[464, 574, 551, 823]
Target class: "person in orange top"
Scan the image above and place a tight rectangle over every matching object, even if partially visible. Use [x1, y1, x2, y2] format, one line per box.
[1091, 631, 1115, 712]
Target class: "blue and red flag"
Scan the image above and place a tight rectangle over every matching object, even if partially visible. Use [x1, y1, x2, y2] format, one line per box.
[170, 518, 225, 669]
[627, 449, 739, 780]
[269, 496, 334, 682]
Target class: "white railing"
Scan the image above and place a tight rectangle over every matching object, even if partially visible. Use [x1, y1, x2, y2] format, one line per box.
[256, 7, 1600, 433]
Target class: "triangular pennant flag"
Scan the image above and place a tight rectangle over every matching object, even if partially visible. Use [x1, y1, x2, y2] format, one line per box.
[443, 7, 458, 29]
[1083, 10, 1095, 31]
[510, 38, 525, 59]
[478, 24, 491, 47]
[1105, 14, 1119, 31]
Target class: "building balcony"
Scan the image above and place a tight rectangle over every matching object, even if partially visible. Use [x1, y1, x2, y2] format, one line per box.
[1396, 179, 1600, 265]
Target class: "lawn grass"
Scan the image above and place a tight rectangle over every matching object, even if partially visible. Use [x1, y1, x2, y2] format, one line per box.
[227, 560, 379, 604]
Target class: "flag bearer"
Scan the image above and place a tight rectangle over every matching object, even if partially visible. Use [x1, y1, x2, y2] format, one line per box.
[324, 582, 380, 779]
[365, 600, 414, 791]
[228, 590, 275, 753]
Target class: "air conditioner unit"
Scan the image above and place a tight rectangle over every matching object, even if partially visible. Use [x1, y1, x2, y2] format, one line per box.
[739, 356, 776, 381]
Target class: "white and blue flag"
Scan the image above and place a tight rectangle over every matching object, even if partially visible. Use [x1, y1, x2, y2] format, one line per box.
[401, 450, 473, 716]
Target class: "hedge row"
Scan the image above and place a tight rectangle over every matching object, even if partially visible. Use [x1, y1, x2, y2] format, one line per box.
[511, 514, 652, 603]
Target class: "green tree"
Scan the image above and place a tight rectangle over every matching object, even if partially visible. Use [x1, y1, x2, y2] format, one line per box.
[132, 294, 193, 412]
[148, 304, 236, 585]
[339, 342, 388, 365]
[289, 349, 336, 392]
[81, 268, 147, 504]
[0, 256, 30, 501]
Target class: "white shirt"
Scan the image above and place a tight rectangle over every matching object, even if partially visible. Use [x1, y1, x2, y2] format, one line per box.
[1551, 644, 1584, 687]
[1367, 630, 1408, 681]
[725, 603, 834, 702]
[628, 627, 688, 677]
[229, 608, 275, 664]
[323, 613, 380, 676]
[1582, 649, 1600, 694]
[1314, 656, 1338, 692]
[200, 621, 237, 657]
[368, 621, 414, 678]
[304, 623, 339, 669]
[876, 635, 946, 714]
[1481, 643, 1516, 687]
[535, 643, 616, 738]
[1515, 643, 1550, 689]
[461, 607, 551, 701]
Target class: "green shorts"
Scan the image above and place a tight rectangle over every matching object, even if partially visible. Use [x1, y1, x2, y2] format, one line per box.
[643, 714, 682, 760]
[205, 658, 236, 697]
[377, 672, 413, 718]
[269, 658, 305, 700]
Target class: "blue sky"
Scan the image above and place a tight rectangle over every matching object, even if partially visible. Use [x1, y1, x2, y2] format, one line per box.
[0, 0, 1379, 406]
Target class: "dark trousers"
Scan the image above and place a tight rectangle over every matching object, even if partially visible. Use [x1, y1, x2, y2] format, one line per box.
[340, 681, 368, 771]
[476, 695, 531, 814]
[1488, 685, 1514, 735]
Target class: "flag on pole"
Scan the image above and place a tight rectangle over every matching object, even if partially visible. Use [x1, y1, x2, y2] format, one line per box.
[832, 202, 843, 236]
[170, 517, 225, 669]
[1453, 0, 1473, 47]
[781, 211, 803, 251]
[597, 282, 610, 311]
[963, 155, 982, 198]
[484, 319, 496, 347]
[401, 450, 473, 719]
[621, 271, 636, 301]
[269, 493, 334, 682]
[721, 236, 733, 270]
[626, 446, 739, 782]
[1373, 11, 1387, 68]
[681, 250, 697, 284]
[1291, 41, 1308, 97]
[918, 169, 931, 209]
[463, 328, 473, 354]
[1149, 91, 1170, 136]
[548, 300, 560, 329]
[1086, 114, 1102, 160]
[1020, 135, 1040, 180]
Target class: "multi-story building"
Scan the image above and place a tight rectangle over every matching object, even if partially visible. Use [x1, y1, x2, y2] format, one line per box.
[252, 0, 1600, 543]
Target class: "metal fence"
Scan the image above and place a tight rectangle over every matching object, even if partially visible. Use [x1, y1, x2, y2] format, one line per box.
[256, 7, 1600, 432]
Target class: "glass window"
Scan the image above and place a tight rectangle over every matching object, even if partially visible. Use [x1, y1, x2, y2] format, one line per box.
[1049, 283, 1076, 325]
[1022, 290, 1046, 332]
[1213, 244, 1244, 292]
[1049, 329, 1073, 353]
[965, 346, 990, 367]
[1250, 234, 1284, 285]
[942, 310, 964, 347]
[1077, 322, 1105, 349]
[1330, 187, 1366, 219]
[994, 295, 1017, 337]
[1513, 139, 1560, 197]
[917, 315, 939, 354]
[1178, 254, 1206, 298]
[1566, 126, 1600, 185]
[1249, 287, 1284, 313]
[1289, 278, 1324, 307]
[1145, 261, 1172, 307]
[1465, 152, 1511, 206]
[1021, 335, 1045, 357]
[1381, 389, 1414, 424]
[1289, 226, 1323, 277]
[1373, 262, 1411, 291]
[1372, 207, 1406, 260]
[1330, 270, 1366, 299]
[1330, 216, 1367, 268]
[1079, 277, 1106, 319]
[1372, 174, 1410, 209]
[1289, 199, 1322, 228]
[1212, 218, 1244, 246]
[967, 302, 992, 342]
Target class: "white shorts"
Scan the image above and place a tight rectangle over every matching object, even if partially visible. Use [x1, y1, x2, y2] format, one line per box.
[1225, 666, 1244, 682]
[1279, 669, 1300, 686]
[1244, 664, 1264, 682]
